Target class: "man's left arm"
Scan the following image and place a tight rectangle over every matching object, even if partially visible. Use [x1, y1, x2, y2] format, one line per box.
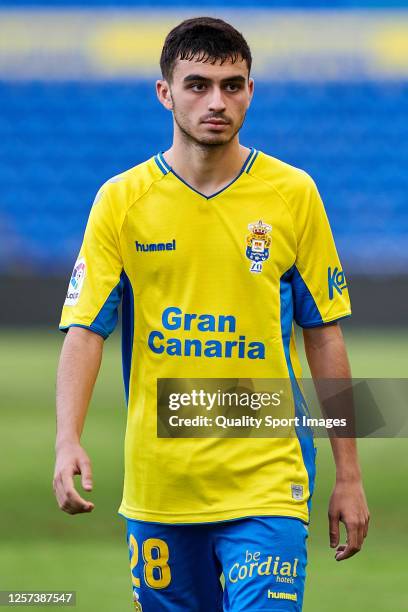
[303, 322, 370, 561]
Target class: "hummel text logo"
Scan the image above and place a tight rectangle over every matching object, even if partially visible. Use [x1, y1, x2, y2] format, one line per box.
[135, 239, 176, 253]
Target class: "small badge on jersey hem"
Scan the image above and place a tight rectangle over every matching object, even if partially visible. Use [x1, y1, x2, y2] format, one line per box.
[291, 484, 304, 501]
[64, 257, 86, 306]
[246, 220, 272, 273]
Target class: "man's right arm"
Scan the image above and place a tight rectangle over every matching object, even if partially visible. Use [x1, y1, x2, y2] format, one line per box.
[53, 326, 104, 515]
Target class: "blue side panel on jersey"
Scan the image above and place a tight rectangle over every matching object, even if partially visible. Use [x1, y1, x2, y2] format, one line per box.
[280, 268, 317, 518]
[91, 276, 124, 339]
[291, 266, 323, 327]
[121, 271, 134, 406]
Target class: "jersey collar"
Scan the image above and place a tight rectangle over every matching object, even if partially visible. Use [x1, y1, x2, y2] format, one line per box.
[154, 148, 259, 200]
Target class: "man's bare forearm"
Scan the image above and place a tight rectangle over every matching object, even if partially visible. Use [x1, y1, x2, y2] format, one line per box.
[303, 322, 369, 560]
[303, 322, 359, 476]
[56, 326, 104, 449]
[53, 327, 103, 514]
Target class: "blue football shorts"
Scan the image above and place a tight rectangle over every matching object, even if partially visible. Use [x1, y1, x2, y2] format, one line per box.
[123, 515, 309, 611]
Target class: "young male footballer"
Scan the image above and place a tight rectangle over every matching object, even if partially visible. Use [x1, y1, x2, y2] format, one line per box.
[54, 17, 369, 611]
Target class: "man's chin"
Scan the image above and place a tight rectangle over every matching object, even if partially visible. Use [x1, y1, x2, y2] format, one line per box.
[195, 134, 234, 146]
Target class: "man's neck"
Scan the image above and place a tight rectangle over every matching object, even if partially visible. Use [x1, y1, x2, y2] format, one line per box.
[162, 135, 251, 197]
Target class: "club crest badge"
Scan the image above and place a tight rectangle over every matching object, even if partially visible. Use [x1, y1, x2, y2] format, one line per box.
[246, 220, 272, 273]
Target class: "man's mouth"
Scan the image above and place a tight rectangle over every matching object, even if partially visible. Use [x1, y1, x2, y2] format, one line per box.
[202, 117, 230, 125]
[201, 118, 230, 129]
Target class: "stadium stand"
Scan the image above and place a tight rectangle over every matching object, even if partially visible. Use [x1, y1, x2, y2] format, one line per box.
[1, 81, 407, 274]
[0, 2, 407, 275]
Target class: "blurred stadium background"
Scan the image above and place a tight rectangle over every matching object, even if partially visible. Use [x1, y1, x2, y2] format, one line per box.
[0, 0, 407, 610]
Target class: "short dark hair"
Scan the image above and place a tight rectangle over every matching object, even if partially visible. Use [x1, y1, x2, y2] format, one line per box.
[160, 17, 252, 82]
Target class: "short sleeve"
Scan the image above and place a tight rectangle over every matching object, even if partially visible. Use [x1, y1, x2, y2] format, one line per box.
[291, 176, 351, 328]
[59, 185, 123, 339]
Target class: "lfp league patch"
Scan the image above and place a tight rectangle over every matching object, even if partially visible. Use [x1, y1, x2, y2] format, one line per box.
[64, 257, 86, 306]
[246, 220, 272, 273]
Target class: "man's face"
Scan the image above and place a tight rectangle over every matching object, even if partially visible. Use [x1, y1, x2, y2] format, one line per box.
[158, 57, 254, 146]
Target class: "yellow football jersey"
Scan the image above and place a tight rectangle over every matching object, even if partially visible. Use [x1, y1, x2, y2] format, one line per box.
[59, 148, 351, 524]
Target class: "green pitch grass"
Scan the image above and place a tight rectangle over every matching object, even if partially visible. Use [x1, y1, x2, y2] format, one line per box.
[0, 327, 407, 611]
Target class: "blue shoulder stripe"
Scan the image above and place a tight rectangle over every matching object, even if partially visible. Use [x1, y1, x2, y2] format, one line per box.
[245, 149, 259, 174]
[154, 154, 170, 175]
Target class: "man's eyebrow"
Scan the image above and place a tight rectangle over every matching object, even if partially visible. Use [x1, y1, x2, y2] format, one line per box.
[183, 74, 247, 84]
[220, 75, 246, 84]
[183, 74, 211, 83]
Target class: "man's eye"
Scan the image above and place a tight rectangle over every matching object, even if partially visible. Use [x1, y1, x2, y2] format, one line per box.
[225, 84, 240, 92]
[191, 83, 206, 92]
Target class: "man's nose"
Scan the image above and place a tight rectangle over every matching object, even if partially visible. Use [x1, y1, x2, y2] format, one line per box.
[208, 88, 226, 112]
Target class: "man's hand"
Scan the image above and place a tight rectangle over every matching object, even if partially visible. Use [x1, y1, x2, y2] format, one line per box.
[53, 441, 95, 515]
[328, 478, 369, 561]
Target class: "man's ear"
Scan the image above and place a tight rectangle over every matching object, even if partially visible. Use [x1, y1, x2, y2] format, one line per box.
[248, 77, 255, 107]
[156, 80, 173, 111]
